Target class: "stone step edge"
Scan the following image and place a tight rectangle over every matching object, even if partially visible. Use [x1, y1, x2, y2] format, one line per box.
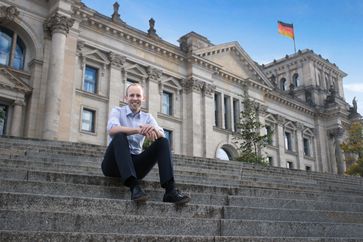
[4, 191, 363, 217]
[2, 230, 362, 242]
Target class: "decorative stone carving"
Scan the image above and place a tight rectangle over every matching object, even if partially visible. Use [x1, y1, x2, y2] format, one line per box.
[276, 115, 285, 126]
[108, 52, 126, 68]
[44, 13, 75, 36]
[77, 40, 85, 51]
[13, 99, 25, 106]
[147, 66, 162, 81]
[296, 122, 304, 131]
[111, 1, 125, 24]
[181, 78, 205, 93]
[203, 83, 216, 97]
[147, 18, 160, 40]
[328, 127, 344, 139]
[0, 6, 19, 22]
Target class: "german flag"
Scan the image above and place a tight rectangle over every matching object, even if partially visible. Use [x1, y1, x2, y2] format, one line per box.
[278, 21, 294, 39]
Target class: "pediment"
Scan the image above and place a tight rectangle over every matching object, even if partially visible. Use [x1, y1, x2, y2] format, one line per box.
[195, 42, 273, 88]
[303, 128, 314, 136]
[124, 64, 147, 78]
[81, 49, 109, 64]
[160, 77, 182, 90]
[0, 68, 32, 93]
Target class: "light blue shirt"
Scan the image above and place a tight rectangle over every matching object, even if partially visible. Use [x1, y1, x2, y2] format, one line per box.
[107, 105, 164, 154]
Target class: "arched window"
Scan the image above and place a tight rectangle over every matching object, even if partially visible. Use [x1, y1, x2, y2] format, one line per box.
[0, 26, 25, 70]
[280, 78, 287, 91]
[216, 148, 232, 160]
[292, 73, 299, 87]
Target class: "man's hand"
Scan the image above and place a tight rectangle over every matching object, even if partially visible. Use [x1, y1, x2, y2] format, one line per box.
[139, 124, 162, 142]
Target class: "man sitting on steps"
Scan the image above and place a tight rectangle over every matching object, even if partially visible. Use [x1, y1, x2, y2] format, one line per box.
[101, 83, 190, 204]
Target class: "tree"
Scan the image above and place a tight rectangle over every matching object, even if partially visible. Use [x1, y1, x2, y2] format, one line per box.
[341, 121, 363, 176]
[233, 91, 271, 165]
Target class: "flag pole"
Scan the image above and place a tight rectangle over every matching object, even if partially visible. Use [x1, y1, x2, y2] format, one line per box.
[293, 37, 296, 54]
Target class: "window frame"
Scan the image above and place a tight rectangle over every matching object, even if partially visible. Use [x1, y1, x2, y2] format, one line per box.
[83, 65, 99, 94]
[161, 91, 173, 116]
[0, 26, 26, 70]
[81, 107, 96, 134]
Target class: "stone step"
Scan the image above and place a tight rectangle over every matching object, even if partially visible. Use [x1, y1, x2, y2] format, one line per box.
[228, 195, 363, 212]
[3, 192, 363, 224]
[2, 231, 362, 242]
[2, 209, 363, 237]
[0, 192, 222, 220]
[1, 210, 220, 236]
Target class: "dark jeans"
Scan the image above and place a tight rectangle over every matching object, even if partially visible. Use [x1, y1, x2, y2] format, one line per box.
[101, 133, 174, 188]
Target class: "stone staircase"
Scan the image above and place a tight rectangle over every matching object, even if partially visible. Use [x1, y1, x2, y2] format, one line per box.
[1, 136, 363, 241]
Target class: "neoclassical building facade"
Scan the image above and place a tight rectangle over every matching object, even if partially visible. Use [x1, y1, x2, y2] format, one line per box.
[0, 0, 358, 174]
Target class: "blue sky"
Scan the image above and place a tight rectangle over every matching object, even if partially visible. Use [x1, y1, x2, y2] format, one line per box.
[82, 0, 363, 115]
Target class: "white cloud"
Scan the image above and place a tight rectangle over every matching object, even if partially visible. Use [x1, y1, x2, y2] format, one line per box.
[344, 84, 363, 93]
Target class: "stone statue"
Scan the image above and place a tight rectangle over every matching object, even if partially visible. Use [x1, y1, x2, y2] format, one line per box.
[147, 18, 159, 39]
[325, 85, 336, 104]
[353, 97, 358, 113]
[111, 1, 124, 23]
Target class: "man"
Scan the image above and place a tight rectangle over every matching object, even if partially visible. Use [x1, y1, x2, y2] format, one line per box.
[102, 83, 190, 204]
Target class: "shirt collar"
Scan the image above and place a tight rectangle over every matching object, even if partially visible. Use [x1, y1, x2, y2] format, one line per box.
[126, 105, 141, 118]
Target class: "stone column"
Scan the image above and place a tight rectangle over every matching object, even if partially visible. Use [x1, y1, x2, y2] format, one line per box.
[181, 78, 204, 157]
[42, 13, 74, 140]
[10, 100, 25, 137]
[329, 127, 345, 175]
[276, 115, 286, 167]
[147, 66, 163, 117]
[296, 122, 304, 170]
[203, 83, 216, 158]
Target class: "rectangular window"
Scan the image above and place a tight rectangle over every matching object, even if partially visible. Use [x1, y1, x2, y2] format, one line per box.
[266, 125, 273, 145]
[233, 99, 239, 132]
[287, 161, 293, 169]
[83, 65, 98, 93]
[224, 95, 231, 130]
[268, 156, 273, 166]
[81, 108, 95, 133]
[164, 129, 173, 148]
[162, 91, 173, 115]
[214, 93, 221, 127]
[285, 131, 292, 151]
[305, 166, 311, 171]
[303, 138, 310, 156]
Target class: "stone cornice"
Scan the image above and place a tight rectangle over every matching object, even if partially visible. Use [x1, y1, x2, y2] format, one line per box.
[72, 3, 186, 63]
[265, 91, 315, 116]
[75, 89, 109, 102]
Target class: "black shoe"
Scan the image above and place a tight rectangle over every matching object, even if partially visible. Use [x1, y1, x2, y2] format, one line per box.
[163, 189, 191, 205]
[130, 185, 148, 202]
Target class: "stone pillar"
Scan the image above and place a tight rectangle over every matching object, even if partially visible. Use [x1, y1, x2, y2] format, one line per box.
[276, 115, 285, 167]
[203, 83, 216, 158]
[296, 122, 304, 170]
[10, 100, 25, 137]
[329, 127, 345, 175]
[181, 78, 204, 157]
[42, 13, 74, 140]
[147, 66, 163, 117]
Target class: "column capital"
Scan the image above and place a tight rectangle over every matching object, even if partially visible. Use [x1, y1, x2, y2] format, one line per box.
[13, 99, 25, 106]
[276, 114, 285, 126]
[0, 6, 19, 22]
[203, 83, 216, 97]
[147, 66, 163, 82]
[296, 122, 304, 131]
[181, 77, 204, 93]
[256, 103, 268, 117]
[44, 13, 75, 36]
[328, 127, 345, 139]
[108, 52, 126, 68]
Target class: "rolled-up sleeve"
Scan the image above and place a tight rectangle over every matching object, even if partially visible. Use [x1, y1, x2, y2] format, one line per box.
[147, 114, 165, 137]
[107, 108, 121, 133]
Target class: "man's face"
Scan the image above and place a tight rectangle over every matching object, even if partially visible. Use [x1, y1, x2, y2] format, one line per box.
[126, 85, 144, 112]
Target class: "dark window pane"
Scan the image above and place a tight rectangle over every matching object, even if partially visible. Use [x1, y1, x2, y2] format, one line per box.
[12, 37, 25, 69]
[162, 91, 172, 115]
[0, 27, 12, 66]
[84, 66, 98, 93]
[82, 109, 95, 132]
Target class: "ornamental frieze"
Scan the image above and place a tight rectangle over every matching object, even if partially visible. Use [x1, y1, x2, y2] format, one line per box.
[44, 13, 75, 36]
[0, 6, 19, 22]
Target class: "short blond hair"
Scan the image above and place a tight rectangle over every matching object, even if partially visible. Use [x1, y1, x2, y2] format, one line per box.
[126, 83, 143, 96]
